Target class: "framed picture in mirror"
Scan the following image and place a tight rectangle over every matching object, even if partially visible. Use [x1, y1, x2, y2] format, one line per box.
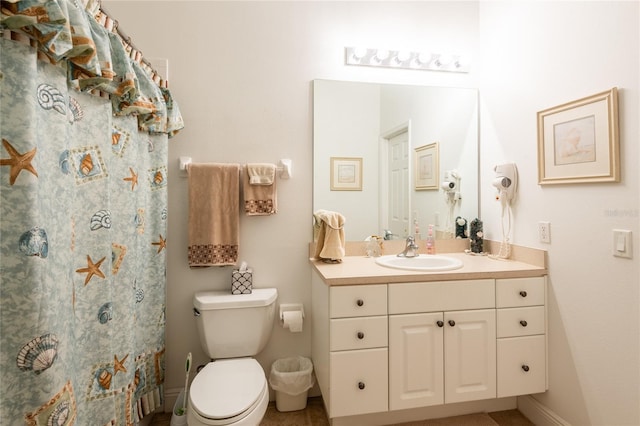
[537, 87, 619, 184]
[330, 157, 362, 191]
[414, 142, 439, 190]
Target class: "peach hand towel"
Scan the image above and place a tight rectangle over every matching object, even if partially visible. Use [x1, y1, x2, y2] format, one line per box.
[313, 209, 346, 262]
[188, 163, 240, 267]
[244, 163, 277, 216]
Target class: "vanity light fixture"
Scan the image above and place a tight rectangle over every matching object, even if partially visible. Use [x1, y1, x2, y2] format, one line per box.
[345, 47, 470, 73]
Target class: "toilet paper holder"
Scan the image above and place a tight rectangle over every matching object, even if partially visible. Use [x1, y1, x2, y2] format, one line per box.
[279, 303, 305, 322]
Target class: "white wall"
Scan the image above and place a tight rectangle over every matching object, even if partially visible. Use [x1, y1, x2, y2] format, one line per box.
[103, 2, 639, 425]
[103, 0, 480, 403]
[478, 2, 639, 425]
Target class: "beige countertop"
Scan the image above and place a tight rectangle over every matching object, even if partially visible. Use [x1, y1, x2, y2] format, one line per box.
[311, 251, 547, 286]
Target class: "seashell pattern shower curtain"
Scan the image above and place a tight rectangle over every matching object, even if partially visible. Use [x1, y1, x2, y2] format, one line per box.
[0, 2, 183, 424]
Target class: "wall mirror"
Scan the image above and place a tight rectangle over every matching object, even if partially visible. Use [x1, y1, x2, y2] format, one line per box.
[313, 79, 479, 241]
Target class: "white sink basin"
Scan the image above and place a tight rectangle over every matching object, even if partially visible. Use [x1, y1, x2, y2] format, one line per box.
[375, 254, 463, 271]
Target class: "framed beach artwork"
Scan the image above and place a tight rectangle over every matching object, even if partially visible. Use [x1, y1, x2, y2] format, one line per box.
[537, 88, 619, 185]
[414, 142, 439, 190]
[330, 157, 362, 191]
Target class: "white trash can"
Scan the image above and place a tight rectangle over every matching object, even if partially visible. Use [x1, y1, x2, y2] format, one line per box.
[268, 356, 315, 412]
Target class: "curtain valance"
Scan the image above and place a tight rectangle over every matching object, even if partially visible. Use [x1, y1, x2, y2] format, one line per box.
[1, 0, 184, 137]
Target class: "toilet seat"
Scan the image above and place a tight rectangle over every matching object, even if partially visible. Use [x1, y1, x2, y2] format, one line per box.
[189, 358, 267, 425]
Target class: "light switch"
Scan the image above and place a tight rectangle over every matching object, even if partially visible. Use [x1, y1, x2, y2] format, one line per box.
[613, 229, 632, 258]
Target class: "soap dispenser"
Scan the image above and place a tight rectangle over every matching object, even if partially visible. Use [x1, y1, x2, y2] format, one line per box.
[426, 225, 436, 254]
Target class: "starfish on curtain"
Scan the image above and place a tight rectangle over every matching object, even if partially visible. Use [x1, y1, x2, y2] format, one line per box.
[123, 167, 138, 190]
[152, 234, 166, 253]
[75, 255, 106, 285]
[0, 139, 38, 185]
[114, 354, 129, 375]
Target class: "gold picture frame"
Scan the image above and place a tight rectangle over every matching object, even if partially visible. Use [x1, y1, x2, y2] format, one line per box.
[330, 157, 362, 191]
[537, 88, 619, 185]
[414, 142, 439, 190]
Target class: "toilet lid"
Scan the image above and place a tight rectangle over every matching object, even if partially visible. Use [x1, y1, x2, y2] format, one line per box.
[190, 358, 265, 420]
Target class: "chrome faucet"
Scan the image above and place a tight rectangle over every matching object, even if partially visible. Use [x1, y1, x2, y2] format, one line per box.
[397, 236, 420, 258]
[383, 229, 397, 240]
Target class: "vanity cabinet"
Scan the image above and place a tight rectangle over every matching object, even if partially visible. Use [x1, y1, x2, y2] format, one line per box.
[496, 277, 547, 397]
[327, 284, 388, 417]
[388, 280, 496, 410]
[311, 267, 548, 423]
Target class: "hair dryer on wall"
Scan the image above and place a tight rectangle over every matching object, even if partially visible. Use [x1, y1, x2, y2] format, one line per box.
[491, 163, 518, 259]
[492, 163, 517, 203]
[441, 170, 461, 237]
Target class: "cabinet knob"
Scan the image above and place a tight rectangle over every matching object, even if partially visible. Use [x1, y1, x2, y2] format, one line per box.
[357, 331, 365, 339]
[520, 320, 528, 327]
[358, 381, 365, 390]
[356, 299, 364, 307]
[436, 320, 444, 327]
[448, 320, 456, 327]
[521, 365, 530, 372]
[519, 291, 527, 297]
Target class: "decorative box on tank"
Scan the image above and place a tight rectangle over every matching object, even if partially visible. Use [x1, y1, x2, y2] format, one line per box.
[231, 264, 253, 294]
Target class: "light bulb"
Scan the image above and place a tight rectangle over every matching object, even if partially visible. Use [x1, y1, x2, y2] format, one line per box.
[352, 47, 367, 60]
[373, 49, 389, 63]
[416, 52, 432, 65]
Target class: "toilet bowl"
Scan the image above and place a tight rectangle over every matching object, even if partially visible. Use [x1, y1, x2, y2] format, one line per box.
[186, 359, 269, 426]
[187, 288, 278, 426]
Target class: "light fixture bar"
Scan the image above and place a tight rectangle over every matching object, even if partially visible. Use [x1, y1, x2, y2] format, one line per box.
[345, 47, 470, 73]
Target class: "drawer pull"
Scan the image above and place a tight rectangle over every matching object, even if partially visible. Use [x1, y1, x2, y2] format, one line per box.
[436, 320, 444, 327]
[520, 320, 528, 327]
[357, 331, 365, 339]
[448, 320, 456, 327]
[356, 299, 364, 307]
[358, 381, 365, 390]
[519, 291, 528, 298]
[521, 364, 530, 372]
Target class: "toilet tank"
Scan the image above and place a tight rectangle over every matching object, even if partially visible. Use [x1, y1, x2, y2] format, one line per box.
[193, 288, 277, 359]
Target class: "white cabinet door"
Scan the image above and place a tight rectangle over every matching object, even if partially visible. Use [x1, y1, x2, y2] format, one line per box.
[444, 309, 496, 403]
[389, 313, 444, 410]
[330, 348, 388, 418]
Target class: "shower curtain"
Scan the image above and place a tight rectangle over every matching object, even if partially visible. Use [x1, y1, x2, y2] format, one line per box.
[0, 1, 183, 424]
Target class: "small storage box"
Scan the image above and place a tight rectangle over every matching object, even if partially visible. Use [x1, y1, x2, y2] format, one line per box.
[231, 269, 253, 294]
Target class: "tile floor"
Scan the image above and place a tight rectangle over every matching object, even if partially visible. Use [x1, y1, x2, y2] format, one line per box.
[149, 397, 535, 426]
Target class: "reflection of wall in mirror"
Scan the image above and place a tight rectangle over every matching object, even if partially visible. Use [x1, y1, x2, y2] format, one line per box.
[381, 85, 478, 239]
[313, 80, 478, 241]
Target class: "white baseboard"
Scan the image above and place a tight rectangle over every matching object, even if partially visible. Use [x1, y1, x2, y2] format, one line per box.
[517, 395, 571, 426]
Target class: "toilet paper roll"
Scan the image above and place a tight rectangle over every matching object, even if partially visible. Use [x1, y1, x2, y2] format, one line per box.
[282, 310, 303, 333]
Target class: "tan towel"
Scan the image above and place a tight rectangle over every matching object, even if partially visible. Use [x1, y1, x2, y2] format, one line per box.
[313, 210, 346, 262]
[188, 163, 240, 267]
[244, 163, 277, 216]
[247, 163, 276, 185]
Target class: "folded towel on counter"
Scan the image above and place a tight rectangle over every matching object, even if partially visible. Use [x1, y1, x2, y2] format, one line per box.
[313, 209, 346, 262]
[244, 163, 277, 216]
[187, 163, 240, 267]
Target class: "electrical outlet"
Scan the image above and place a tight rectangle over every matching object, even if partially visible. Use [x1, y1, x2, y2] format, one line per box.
[538, 221, 551, 243]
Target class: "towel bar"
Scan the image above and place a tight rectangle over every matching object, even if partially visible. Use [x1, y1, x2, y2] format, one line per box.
[179, 157, 292, 179]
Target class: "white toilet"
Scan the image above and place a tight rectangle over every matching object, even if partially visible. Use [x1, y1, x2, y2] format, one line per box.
[187, 288, 278, 426]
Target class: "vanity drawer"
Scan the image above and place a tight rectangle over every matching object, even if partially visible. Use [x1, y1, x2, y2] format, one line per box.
[497, 306, 545, 338]
[330, 284, 387, 318]
[330, 348, 388, 417]
[496, 277, 545, 308]
[497, 335, 546, 397]
[388, 280, 495, 314]
[330, 316, 388, 351]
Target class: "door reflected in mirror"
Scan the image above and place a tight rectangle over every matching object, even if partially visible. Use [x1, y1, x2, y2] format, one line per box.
[313, 79, 478, 241]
